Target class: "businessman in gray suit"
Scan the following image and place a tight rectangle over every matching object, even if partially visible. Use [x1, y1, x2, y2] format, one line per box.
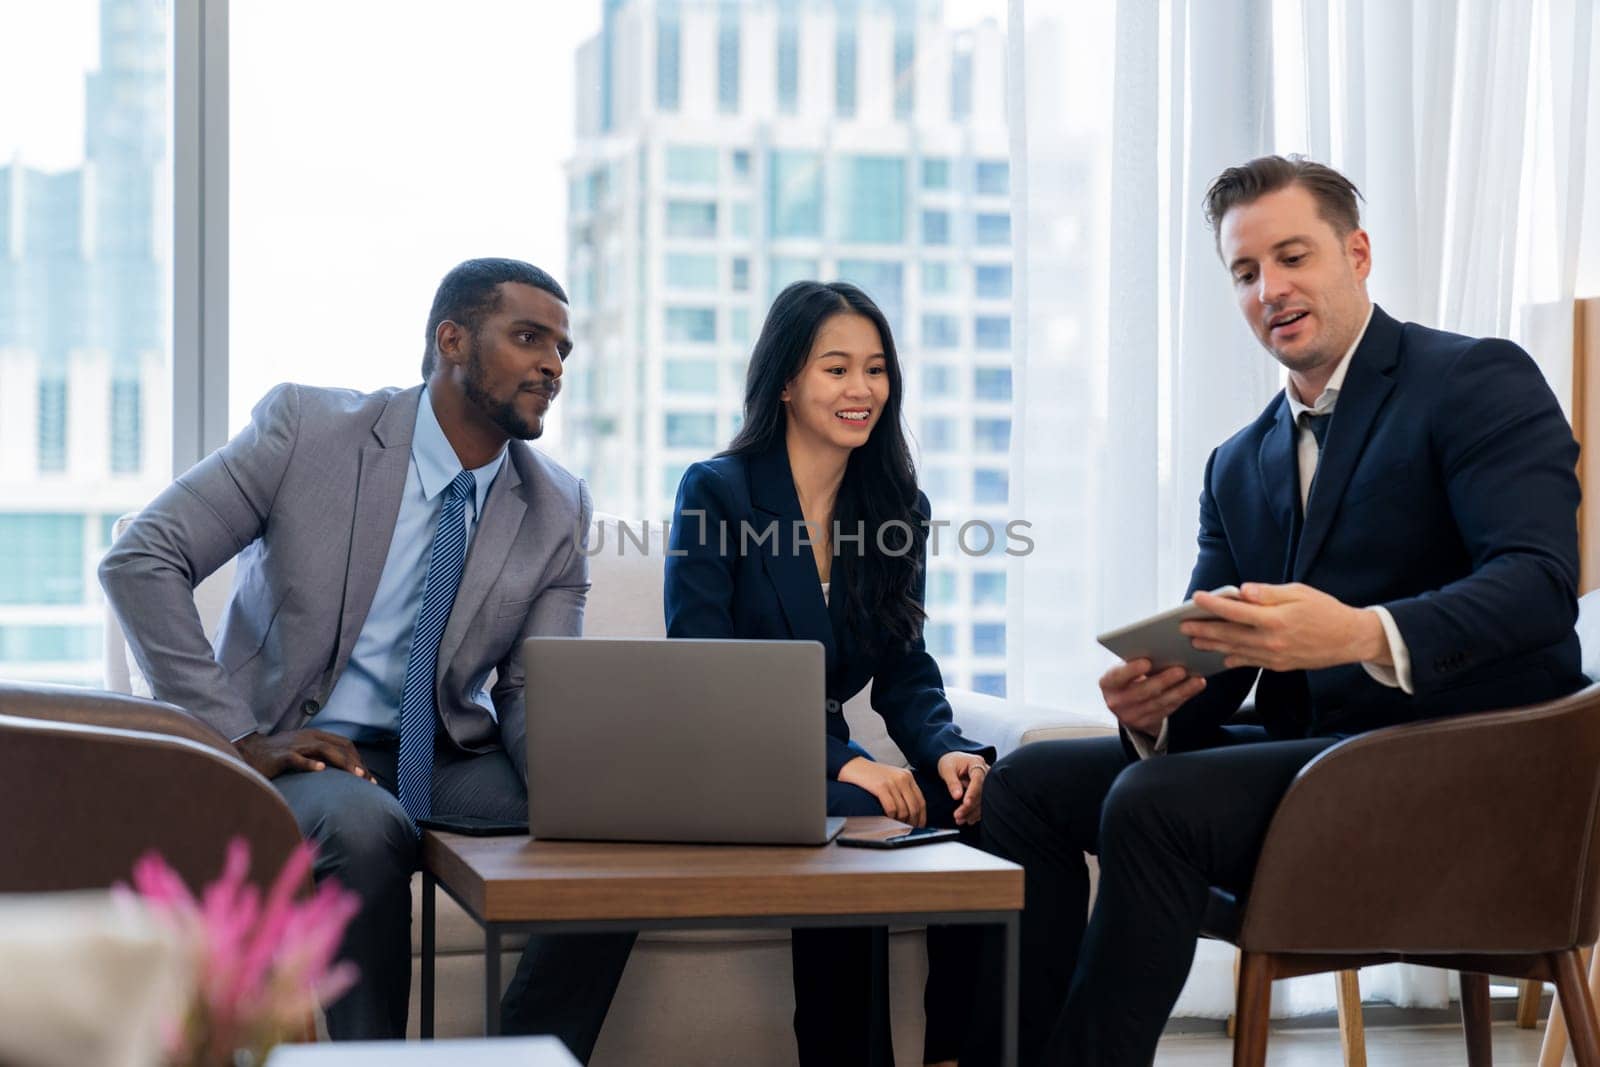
[101, 258, 595, 1040]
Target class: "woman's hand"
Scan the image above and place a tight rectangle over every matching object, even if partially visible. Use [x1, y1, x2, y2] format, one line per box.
[838, 757, 927, 827]
[937, 751, 990, 825]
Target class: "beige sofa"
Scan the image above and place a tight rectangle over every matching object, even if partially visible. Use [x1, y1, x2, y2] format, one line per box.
[105, 514, 1113, 1064]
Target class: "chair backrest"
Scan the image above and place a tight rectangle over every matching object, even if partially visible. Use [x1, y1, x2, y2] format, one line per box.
[0, 696, 301, 894]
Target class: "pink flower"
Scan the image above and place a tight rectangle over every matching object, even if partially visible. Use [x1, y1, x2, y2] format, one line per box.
[117, 837, 361, 1065]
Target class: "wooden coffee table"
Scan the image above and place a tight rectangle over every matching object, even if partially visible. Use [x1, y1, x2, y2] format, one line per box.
[420, 817, 1024, 1064]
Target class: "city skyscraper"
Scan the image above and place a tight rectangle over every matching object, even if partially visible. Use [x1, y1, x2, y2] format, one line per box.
[563, 0, 1013, 694]
[0, 0, 170, 684]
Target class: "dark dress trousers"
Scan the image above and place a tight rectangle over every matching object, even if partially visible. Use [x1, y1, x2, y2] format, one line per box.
[668, 445, 997, 1065]
[966, 305, 1587, 1065]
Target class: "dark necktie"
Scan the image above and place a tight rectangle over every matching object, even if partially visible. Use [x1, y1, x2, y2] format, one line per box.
[1299, 410, 1332, 454]
[397, 469, 476, 826]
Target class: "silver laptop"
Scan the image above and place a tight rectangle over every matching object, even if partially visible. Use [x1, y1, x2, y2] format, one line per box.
[523, 637, 847, 845]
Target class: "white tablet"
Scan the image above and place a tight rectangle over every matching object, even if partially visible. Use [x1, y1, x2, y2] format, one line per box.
[1095, 586, 1242, 677]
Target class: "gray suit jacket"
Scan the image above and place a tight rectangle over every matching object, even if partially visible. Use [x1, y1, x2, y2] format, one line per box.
[100, 383, 592, 782]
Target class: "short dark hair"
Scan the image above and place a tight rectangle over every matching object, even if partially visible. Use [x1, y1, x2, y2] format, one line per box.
[421, 258, 568, 380]
[1202, 155, 1364, 249]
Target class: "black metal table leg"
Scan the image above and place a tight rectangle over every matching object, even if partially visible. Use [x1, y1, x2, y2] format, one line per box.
[1002, 914, 1020, 1067]
[485, 924, 502, 1035]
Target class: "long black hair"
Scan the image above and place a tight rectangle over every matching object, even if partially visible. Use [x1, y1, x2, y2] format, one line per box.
[724, 280, 928, 653]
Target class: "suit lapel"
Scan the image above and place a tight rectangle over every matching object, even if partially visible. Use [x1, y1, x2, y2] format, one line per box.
[748, 447, 838, 668]
[330, 388, 420, 680]
[1293, 306, 1402, 579]
[436, 446, 528, 684]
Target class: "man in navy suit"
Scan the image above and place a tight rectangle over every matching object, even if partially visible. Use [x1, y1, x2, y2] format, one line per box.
[969, 155, 1585, 1065]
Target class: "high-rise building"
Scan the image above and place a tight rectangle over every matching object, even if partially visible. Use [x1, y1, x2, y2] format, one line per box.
[563, 0, 1013, 694]
[0, 0, 170, 684]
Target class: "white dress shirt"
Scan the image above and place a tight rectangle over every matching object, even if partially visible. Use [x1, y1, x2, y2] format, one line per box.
[1131, 304, 1412, 757]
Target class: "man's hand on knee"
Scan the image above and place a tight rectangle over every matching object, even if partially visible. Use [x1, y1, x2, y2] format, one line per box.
[235, 729, 376, 783]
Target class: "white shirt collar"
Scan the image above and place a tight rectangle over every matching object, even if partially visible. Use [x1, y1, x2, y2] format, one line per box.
[1284, 302, 1375, 419]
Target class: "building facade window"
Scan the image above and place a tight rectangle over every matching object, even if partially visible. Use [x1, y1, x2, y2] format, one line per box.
[665, 200, 718, 238]
[717, 2, 740, 114]
[925, 621, 957, 657]
[665, 359, 718, 394]
[974, 417, 1011, 453]
[110, 378, 142, 474]
[731, 256, 750, 291]
[972, 672, 1006, 697]
[835, 17, 858, 118]
[974, 468, 1009, 503]
[37, 377, 68, 473]
[975, 263, 1012, 299]
[922, 260, 954, 294]
[973, 622, 1006, 656]
[976, 160, 1010, 196]
[922, 364, 955, 396]
[665, 145, 718, 185]
[836, 259, 904, 334]
[921, 209, 951, 246]
[922, 157, 951, 189]
[768, 150, 823, 238]
[0, 515, 84, 605]
[769, 256, 820, 300]
[656, 5, 681, 111]
[731, 201, 754, 238]
[975, 314, 1011, 350]
[951, 39, 974, 120]
[976, 212, 1011, 245]
[893, 8, 916, 118]
[975, 366, 1013, 401]
[922, 312, 960, 348]
[921, 416, 957, 452]
[837, 156, 905, 244]
[664, 252, 718, 290]
[776, 0, 800, 114]
[665, 412, 717, 448]
[973, 570, 1006, 606]
[664, 307, 717, 343]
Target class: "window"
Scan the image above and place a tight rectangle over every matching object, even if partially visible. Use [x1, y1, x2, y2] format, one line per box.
[37, 377, 68, 473]
[664, 307, 717, 343]
[835, 19, 858, 118]
[923, 313, 960, 348]
[975, 264, 1012, 299]
[111, 378, 142, 473]
[0, 624, 99, 664]
[0, 515, 85, 605]
[731, 257, 750, 291]
[922, 210, 951, 246]
[837, 156, 906, 244]
[976, 160, 1010, 197]
[731, 201, 754, 238]
[665, 412, 717, 448]
[730, 307, 753, 346]
[731, 150, 751, 181]
[836, 259, 904, 335]
[923, 365, 955, 397]
[928, 571, 957, 607]
[922, 261, 954, 295]
[665, 145, 718, 185]
[975, 315, 1011, 350]
[665, 360, 718, 394]
[974, 468, 1009, 503]
[665, 200, 718, 238]
[922, 157, 951, 189]
[776, 0, 799, 114]
[973, 571, 1006, 606]
[975, 367, 1013, 401]
[973, 623, 1006, 656]
[656, 6, 681, 111]
[717, 3, 740, 114]
[972, 673, 1006, 697]
[974, 417, 1011, 453]
[769, 150, 823, 238]
[976, 212, 1011, 245]
[925, 622, 957, 657]
[663, 463, 690, 499]
[922, 416, 958, 452]
[951, 39, 974, 120]
[664, 253, 718, 290]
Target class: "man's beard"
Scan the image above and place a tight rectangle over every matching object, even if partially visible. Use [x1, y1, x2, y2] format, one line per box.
[463, 343, 544, 441]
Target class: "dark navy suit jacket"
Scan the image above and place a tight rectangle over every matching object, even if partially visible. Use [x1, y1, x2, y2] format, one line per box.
[665, 446, 994, 778]
[1165, 304, 1585, 751]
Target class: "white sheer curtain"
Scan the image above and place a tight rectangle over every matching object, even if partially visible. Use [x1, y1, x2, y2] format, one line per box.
[1009, 0, 1599, 1018]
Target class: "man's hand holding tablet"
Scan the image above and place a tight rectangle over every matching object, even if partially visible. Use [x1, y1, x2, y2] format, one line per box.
[1095, 586, 1242, 735]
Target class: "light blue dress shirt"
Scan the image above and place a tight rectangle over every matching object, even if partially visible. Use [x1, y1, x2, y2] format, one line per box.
[318, 389, 506, 742]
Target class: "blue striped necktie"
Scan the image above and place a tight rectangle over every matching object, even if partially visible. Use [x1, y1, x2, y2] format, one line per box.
[398, 469, 476, 825]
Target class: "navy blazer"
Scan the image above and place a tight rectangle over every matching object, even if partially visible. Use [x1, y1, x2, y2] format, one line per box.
[665, 446, 995, 778]
[1166, 304, 1585, 750]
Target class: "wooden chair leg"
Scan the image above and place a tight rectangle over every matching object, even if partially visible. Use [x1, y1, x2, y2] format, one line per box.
[1233, 952, 1273, 1067]
[1521, 979, 1547, 1028]
[1460, 972, 1493, 1067]
[1542, 946, 1594, 1067]
[1555, 949, 1600, 1067]
[1337, 969, 1368, 1067]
